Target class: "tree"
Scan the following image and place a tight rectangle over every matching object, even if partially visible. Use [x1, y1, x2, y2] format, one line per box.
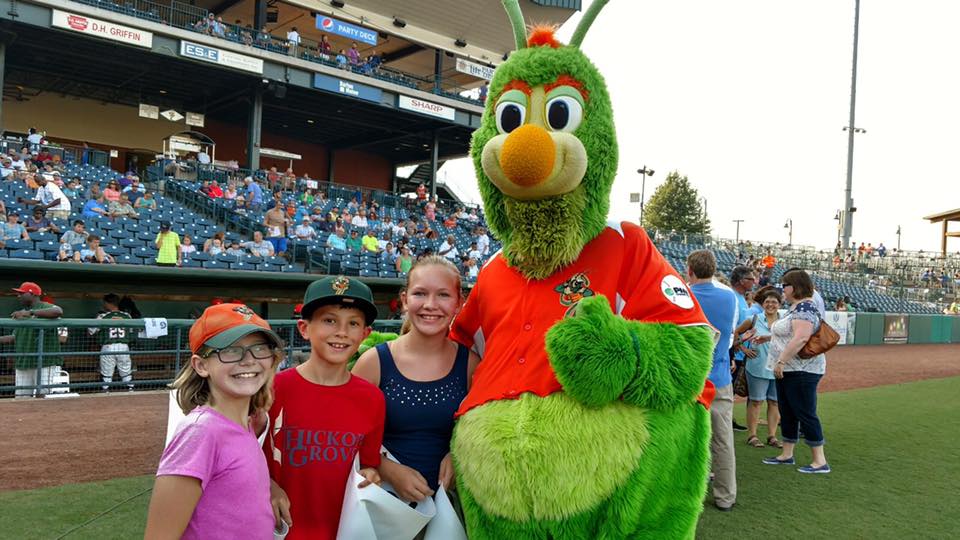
[641, 171, 711, 234]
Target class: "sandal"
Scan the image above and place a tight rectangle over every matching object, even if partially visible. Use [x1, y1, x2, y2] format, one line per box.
[746, 435, 764, 448]
[767, 436, 783, 448]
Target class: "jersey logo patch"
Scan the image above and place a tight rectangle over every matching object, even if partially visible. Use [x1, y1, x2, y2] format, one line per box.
[233, 305, 256, 320]
[661, 275, 694, 309]
[555, 272, 595, 316]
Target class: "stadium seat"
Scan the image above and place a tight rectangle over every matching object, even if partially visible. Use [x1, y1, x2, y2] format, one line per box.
[4, 239, 35, 251]
[181, 258, 202, 268]
[203, 260, 226, 270]
[8, 249, 44, 260]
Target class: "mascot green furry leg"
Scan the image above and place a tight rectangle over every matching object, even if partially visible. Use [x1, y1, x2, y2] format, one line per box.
[448, 1, 717, 538]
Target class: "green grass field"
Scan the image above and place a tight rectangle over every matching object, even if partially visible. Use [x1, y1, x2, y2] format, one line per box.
[2, 377, 957, 539]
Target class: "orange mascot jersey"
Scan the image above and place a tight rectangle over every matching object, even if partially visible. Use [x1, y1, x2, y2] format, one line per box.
[451, 221, 714, 417]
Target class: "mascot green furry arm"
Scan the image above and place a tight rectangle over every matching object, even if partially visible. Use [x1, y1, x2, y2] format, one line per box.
[448, 1, 718, 538]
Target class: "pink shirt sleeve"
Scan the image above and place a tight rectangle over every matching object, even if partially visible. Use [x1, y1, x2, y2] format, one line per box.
[157, 417, 218, 490]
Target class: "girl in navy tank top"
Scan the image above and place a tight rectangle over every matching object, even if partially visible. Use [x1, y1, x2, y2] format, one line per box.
[353, 256, 479, 502]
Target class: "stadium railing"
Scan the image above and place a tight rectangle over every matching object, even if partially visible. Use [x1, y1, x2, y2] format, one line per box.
[0, 317, 401, 398]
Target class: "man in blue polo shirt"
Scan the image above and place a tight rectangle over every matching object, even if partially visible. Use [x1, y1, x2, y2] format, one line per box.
[243, 176, 264, 211]
[687, 249, 738, 512]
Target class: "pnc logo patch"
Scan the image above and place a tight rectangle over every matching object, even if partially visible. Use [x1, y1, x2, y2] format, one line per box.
[661, 275, 694, 309]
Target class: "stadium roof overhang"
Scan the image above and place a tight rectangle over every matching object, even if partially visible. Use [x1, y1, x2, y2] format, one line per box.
[0, 12, 478, 164]
[923, 208, 960, 257]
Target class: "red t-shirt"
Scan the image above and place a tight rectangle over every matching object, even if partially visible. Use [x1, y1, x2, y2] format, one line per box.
[450, 222, 714, 417]
[264, 369, 385, 540]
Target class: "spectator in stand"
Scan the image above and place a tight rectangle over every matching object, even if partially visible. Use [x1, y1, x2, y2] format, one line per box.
[443, 213, 457, 229]
[834, 297, 848, 312]
[118, 172, 135, 190]
[1, 156, 16, 179]
[686, 250, 738, 511]
[20, 175, 70, 220]
[348, 41, 362, 67]
[396, 245, 414, 274]
[223, 182, 238, 200]
[294, 217, 317, 241]
[319, 34, 332, 57]
[264, 203, 290, 256]
[85, 182, 101, 201]
[467, 241, 481, 262]
[74, 235, 114, 264]
[336, 49, 348, 69]
[0, 282, 63, 398]
[761, 252, 776, 269]
[439, 234, 458, 261]
[208, 181, 223, 198]
[764, 269, 830, 474]
[206, 237, 225, 256]
[282, 168, 296, 192]
[241, 23, 254, 45]
[109, 198, 139, 220]
[473, 226, 490, 257]
[479, 82, 489, 103]
[327, 227, 347, 250]
[464, 256, 479, 279]
[286, 26, 301, 56]
[877, 243, 887, 257]
[123, 179, 143, 203]
[352, 208, 369, 229]
[362, 229, 380, 253]
[346, 229, 363, 252]
[225, 239, 244, 257]
[243, 230, 274, 258]
[243, 176, 263, 210]
[102, 180, 122, 204]
[27, 127, 44, 146]
[2, 211, 29, 241]
[155, 221, 181, 267]
[466, 208, 480, 222]
[300, 188, 315, 206]
[256, 25, 271, 47]
[424, 196, 437, 222]
[134, 191, 157, 211]
[416, 183, 427, 203]
[195, 13, 215, 34]
[381, 242, 397, 265]
[180, 234, 197, 257]
[212, 16, 226, 38]
[25, 208, 60, 234]
[60, 220, 89, 247]
[204, 231, 226, 253]
[266, 166, 281, 190]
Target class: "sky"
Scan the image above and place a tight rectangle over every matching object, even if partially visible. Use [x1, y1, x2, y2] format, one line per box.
[441, 0, 960, 253]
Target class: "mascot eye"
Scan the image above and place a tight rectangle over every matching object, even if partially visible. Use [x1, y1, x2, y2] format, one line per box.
[495, 101, 526, 134]
[545, 96, 583, 133]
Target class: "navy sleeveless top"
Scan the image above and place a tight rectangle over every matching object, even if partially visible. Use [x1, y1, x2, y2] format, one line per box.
[376, 342, 469, 491]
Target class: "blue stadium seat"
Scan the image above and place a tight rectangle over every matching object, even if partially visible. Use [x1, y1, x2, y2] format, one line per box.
[8, 249, 44, 260]
[116, 254, 141, 265]
[203, 260, 226, 270]
[181, 258, 202, 268]
[4, 239, 34, 251]
[187, 252, 211, 262]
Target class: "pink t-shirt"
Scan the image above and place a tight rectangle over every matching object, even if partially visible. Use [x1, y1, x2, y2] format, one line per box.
[158, 407, 275, 540]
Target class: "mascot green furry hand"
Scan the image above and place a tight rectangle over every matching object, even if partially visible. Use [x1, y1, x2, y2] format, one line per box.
[448, 1, 718, 538]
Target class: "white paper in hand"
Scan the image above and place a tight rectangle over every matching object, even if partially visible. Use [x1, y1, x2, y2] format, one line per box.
[424, 484, 467, 540]
[336, 455, 436, 540]
[139, 317, 168, 339]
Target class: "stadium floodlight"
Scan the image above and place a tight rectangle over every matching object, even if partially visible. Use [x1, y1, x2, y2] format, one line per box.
[393, 17, 406, 28]
[330, 0, 345, 8]
[636, 166, 654, 225]
[455, 38, 467, 48]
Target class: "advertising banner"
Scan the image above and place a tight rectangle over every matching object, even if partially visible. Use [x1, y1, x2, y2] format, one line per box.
[883, 314, 909, 344]
[52, 10, 153, 48]
[180, 40, 264, 74]
[313, 73, 382, 103]
[398, 95, 456, 121]
[455, 58, 495, 81]
[315, 15, 378, 45]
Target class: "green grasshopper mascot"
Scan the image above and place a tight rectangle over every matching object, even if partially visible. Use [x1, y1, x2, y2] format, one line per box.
[448, 1, 718, 538]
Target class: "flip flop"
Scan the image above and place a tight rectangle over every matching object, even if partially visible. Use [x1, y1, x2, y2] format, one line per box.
[746, 435, 764, 448]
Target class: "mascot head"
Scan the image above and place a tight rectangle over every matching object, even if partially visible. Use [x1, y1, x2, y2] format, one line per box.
[471, 0, 615, 280]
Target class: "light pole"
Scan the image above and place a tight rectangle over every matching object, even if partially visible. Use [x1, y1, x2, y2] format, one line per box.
[732, 219, 744, 244]
[834, 210, 843, 248]
[784, 219, 793, 246]
[896, 225, 901, 251]
[637, 166, 655, 226]
[841, 0, 863, 250]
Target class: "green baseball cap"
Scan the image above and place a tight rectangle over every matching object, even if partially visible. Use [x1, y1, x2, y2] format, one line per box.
[301, 276, 378, 325]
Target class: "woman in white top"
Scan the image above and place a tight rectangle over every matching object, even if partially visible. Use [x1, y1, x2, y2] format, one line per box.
[762, 270, 830, 474]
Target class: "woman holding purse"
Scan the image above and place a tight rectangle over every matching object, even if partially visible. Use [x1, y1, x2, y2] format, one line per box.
[762, 270, 831, 474]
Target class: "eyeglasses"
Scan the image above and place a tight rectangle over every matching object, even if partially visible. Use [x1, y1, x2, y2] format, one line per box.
[204, 342, 275, 363]
[780, 283, 793, 288]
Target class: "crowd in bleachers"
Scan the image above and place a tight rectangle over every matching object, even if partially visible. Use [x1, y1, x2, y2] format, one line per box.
[69, 0, 482, 105]
[171, 167, 498, 282]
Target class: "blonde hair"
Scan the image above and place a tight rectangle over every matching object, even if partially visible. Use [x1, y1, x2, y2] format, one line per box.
[170, 335, 284, 416]
[401, 256, 463, 336]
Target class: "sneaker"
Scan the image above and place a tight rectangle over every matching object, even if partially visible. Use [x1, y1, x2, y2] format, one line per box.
[762, 456, 795, 465]
[798, 464, 831, 474]
[732, 420, 748, 432]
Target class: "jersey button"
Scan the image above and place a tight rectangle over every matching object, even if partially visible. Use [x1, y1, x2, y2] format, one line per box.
[523, 323, 532, 331]
[518, 357, 525, 364]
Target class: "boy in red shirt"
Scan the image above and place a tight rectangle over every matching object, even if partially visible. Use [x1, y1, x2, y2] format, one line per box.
[265, 276, 384, 540]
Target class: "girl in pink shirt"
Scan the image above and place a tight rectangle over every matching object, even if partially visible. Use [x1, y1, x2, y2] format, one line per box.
[144, 304, 285, 539]
[102, 181, 122, 203]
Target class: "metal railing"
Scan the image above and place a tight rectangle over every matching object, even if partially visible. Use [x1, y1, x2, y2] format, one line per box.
[0, 317, 401, 398]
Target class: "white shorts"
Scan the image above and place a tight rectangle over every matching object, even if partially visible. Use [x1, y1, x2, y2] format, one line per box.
[15, 366, 60, 398]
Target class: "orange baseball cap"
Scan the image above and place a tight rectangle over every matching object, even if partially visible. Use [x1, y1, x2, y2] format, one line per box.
[189, 303, 283, 354]
[12, 282, 42, 296]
